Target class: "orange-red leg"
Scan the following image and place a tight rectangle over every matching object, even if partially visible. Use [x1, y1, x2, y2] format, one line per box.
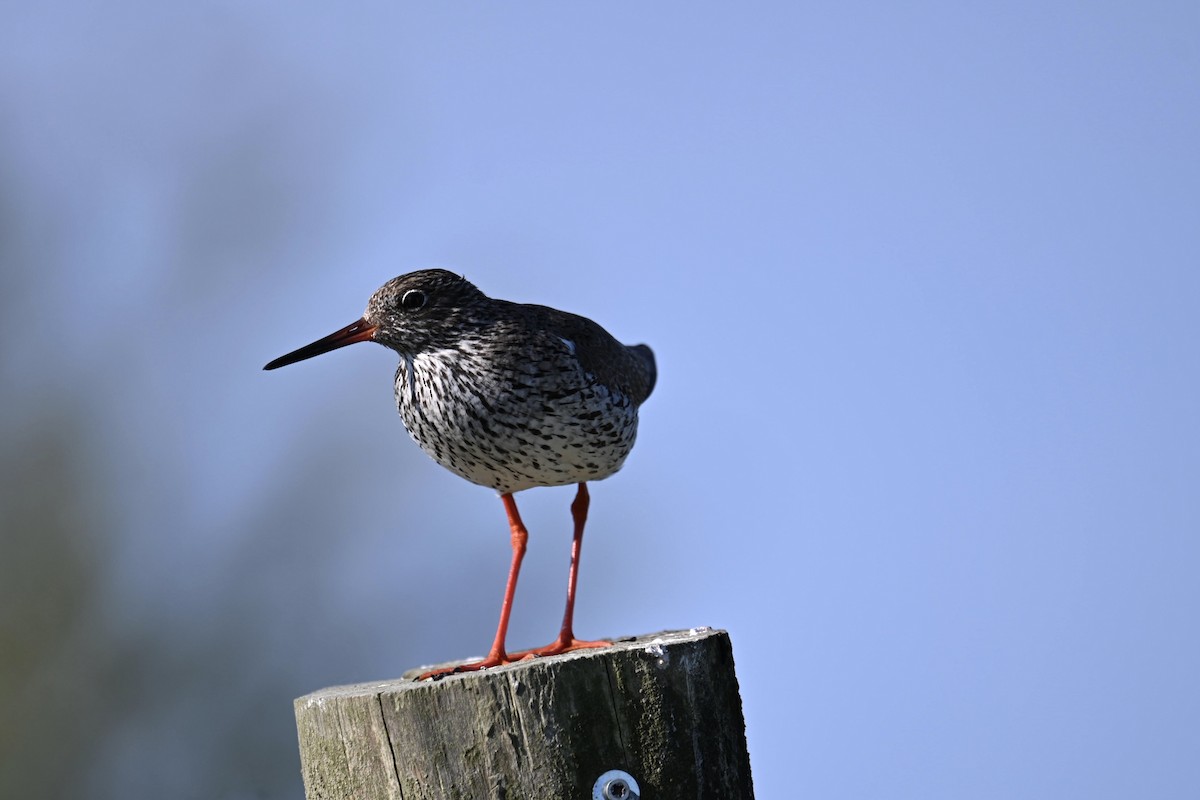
[512, 482, 609, 659]
[419, 493, 527, 680]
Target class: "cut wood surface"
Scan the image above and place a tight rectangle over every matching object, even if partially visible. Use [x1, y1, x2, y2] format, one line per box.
[294, 628, 754, 800]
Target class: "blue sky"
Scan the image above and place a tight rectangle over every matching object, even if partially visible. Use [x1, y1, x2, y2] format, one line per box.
[2, 2, 1198, 797]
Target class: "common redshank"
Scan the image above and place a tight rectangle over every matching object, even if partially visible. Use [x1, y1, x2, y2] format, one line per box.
[264, 270, 656, 678]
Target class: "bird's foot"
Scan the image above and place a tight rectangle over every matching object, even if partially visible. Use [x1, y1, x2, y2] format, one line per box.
[511, 634, 610, 660]
[416, 636, 613, 680]
[417, 652, 513, 681]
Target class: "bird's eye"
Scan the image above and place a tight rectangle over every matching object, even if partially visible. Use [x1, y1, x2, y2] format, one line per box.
[400, 289, 427, 311]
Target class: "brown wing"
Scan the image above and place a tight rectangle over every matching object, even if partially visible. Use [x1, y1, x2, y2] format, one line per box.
[502, 302, 656, 406]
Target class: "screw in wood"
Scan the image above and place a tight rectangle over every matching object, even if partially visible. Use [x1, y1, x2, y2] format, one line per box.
[593, 769, 640, 800]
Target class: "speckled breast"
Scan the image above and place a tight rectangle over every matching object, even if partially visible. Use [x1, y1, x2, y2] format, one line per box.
[392, 343, 641, 494]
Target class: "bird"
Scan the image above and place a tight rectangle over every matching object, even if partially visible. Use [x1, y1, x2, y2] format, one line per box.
[264, 269, 655, 678]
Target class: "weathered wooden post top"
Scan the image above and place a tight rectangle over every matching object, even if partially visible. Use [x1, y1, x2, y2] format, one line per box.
[294, 628, 755, 799]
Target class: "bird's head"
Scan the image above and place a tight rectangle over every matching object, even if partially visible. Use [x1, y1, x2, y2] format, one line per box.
[263, 269, 488, 370]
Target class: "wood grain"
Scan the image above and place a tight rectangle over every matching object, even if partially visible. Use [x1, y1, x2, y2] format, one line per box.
[295, 628, 754, 799]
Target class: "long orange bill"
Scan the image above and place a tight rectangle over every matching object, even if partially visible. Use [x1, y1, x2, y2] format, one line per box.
[263, 318, 378, 370]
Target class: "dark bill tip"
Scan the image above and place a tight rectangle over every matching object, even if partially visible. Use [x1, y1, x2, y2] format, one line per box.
[263, 318, 378, 371]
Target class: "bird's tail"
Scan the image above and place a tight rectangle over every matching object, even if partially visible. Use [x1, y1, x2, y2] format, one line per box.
[628, 344, 657, 402]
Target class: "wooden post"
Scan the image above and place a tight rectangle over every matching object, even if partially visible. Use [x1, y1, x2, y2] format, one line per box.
[294, 628, 754, 799]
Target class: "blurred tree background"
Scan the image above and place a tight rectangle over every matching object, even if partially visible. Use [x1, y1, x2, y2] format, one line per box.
[0, 12, 428, 794]
[0, 82, 364, 799]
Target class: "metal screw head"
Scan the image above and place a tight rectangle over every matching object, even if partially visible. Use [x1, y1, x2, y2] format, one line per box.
[593, 769, 640, 800]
